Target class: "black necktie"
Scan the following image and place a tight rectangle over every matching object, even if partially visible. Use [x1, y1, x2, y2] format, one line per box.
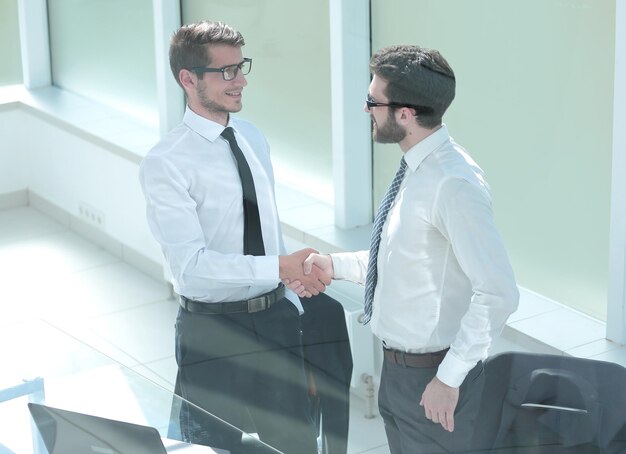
[221, 127, 265, 256]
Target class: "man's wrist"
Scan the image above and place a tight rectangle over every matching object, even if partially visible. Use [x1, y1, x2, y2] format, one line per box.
[434, 375, 457, 389]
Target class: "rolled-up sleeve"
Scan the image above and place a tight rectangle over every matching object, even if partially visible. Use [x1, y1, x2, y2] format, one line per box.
[331, 250, 370, 285]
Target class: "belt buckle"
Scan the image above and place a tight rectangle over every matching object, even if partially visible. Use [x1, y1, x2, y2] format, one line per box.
[247, 296, 267, 313]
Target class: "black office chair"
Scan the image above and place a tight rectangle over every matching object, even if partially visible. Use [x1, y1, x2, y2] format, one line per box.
[472, 351, 626, 453]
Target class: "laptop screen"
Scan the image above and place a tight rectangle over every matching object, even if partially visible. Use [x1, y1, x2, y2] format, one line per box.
[28, 403, 167, 454]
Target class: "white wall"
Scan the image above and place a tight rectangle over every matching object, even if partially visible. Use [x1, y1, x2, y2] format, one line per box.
[0, 105, 163, 266]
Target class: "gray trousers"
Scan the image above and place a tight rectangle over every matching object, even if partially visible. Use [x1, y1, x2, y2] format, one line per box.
[173, 300, 318, 454]
[379, 357, 485, 453]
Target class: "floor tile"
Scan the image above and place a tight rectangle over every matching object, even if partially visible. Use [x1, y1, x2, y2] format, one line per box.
[506, 288, 561, 323]
[42, 363, 178, 432]
[131, 359, 177, 392]
[589, 346, 626, 369]
[566, 338, 622, 358]
[348, 396, 389, 454]
[47, 320, 145, 368]
[0, 319, 128, 382]
[488, 331, 534, 356]
[85, 298, 179, 364]
[0, 230, 118, 279]
[39, 262, 170, 323]
[508, 308, 606, 351]
[0, 206, 66, 245]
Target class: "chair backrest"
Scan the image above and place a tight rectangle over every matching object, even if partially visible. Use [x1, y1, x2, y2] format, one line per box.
[472, 352, 626, 453]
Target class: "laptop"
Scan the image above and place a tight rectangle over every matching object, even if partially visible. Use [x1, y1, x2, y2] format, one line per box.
[28, 403, 223, 453]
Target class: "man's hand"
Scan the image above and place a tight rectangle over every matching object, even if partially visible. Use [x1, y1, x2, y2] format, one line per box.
[279, 248, 332, 297]
[303, 253, 334, 277]
[420, 376, 459, 432]
[283, 253, 335, 297]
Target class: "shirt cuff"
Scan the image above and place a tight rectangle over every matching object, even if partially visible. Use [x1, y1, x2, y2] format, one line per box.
[254, 255, 280, 285]
[436, 351, 476, 388]
[330, 252, 354, 281]
[330, 251, 367, 283]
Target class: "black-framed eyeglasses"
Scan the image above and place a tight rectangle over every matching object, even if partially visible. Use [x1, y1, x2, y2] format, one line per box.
[190, 58, 252, 81]
[365, 95, 433, 115]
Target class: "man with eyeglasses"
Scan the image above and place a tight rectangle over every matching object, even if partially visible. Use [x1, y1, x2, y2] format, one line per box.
[139, 20, 325, 453]
[288, 45, 519, 453]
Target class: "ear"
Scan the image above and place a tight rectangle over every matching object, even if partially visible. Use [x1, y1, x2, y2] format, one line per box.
[179, 68, 196, 91]
[395, 106, 416, 126]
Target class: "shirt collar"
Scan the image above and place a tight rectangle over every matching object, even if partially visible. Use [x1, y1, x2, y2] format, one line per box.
[183, 106, 236, 142]
[403, 124, 451, 172]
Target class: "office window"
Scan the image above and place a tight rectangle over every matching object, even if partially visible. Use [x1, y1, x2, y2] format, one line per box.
[182, 0, 333, 203]
[0, 0, 23, 85]
[47, 0, 158, 126]
[371, 0, 614, 320]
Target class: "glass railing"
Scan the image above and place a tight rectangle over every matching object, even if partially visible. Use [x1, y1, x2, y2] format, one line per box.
[0, 321, 279, 453]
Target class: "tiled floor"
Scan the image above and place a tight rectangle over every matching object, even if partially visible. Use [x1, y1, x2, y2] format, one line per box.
[0, 205, 389, 453]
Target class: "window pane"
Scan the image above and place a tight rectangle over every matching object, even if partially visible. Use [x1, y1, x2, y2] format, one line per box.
[47, 0, 157, 126]
[371, 0, 614, 320]
[182, 0, 333, 203]
[0, 0, 23, 85]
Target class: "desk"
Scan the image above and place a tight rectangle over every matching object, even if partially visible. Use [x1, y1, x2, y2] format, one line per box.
[0, 320, 279, 453]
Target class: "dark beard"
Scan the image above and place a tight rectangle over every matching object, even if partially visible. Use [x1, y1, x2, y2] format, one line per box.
[373, 111, 406, 143]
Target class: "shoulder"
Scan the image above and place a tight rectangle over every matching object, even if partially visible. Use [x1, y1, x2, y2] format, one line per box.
[422, 148, 492, 220]
[140, 124, 191, 177]
[145, 123, 190, 159]
[431, 142, 490, 194]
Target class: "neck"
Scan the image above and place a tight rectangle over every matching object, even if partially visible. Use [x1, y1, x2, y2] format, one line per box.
[398, 124, 442, 152]
[187, 100, 229, 126]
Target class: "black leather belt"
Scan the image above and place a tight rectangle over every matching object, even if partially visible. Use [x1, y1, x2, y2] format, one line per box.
[384, 347, 450, 368]
[179, 284, 285, 315]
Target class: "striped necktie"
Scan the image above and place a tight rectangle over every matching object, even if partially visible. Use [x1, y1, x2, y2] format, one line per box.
[362, 157, 407, 324]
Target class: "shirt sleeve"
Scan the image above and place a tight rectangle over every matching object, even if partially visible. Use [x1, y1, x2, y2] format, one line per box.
[330, 250, 370, 285]
[432, 177, 519, 387]
[139, 154, 278, 299]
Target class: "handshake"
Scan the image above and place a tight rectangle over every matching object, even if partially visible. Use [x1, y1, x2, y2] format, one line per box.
[279, 248, 334, 298]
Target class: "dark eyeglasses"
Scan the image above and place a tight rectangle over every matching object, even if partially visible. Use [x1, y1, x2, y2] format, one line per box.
[365, 95, 433, 115]
[190, 58, 252, 81]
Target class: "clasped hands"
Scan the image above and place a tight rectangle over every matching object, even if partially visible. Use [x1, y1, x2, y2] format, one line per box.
[279, 250, 333, 298]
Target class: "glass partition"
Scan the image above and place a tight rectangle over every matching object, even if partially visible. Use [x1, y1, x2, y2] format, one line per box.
[47, 0, 158, 127]
[371, 0, 614, 320]
[0, 321, 278, 453]
[182, 0, 334, 203]
[0, 0, 23, 86]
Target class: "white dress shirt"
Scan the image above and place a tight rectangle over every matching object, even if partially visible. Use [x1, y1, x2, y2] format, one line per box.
[332, 125, 519, 387]
[139, 107, 302, 311]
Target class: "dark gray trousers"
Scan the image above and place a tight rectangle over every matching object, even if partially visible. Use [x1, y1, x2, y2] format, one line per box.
[379, 357, 485, 453]
[173, 298, 317, 454]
